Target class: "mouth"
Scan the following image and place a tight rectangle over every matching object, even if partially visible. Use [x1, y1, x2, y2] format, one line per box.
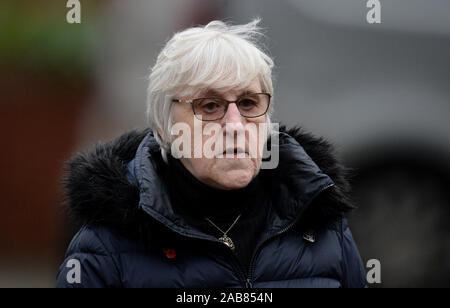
[219, 148, 248, 158]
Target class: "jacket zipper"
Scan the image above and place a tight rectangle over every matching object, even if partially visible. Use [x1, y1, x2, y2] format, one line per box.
[245, 182, 335, 288]
[195, 238, 250, 287]
[141, 182, 334, 288]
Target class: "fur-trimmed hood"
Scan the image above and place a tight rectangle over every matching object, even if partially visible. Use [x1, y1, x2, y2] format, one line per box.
[63, 126, 355, 240]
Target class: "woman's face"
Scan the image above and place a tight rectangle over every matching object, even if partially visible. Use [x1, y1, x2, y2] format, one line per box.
[171, 78, 267, 190]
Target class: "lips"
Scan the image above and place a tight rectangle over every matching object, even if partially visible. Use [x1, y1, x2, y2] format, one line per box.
[223, 148, 245, 155]
[220, 147, 248, 158]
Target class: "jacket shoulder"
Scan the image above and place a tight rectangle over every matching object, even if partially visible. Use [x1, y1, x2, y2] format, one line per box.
[66, 225, 119, 255]
[66, 224, 152, 258]
[56, 225, 124, 288]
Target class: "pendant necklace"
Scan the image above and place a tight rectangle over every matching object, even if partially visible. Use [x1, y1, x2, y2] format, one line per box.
[204, 214, 242, 251]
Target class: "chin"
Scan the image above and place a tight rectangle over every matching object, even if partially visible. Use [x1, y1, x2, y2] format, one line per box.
[213, 169, 254, 190]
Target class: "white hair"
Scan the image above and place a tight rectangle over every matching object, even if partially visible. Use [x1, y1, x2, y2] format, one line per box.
[146, 18, 275, 161]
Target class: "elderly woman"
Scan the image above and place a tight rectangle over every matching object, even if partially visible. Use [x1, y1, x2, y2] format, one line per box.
[56, 19, 367, 288]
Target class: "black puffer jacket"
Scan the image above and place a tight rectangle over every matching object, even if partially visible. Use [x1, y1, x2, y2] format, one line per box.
[56, 126, 367, 288]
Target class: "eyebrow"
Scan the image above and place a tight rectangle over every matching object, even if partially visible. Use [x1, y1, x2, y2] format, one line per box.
[200, 89, 258, 98]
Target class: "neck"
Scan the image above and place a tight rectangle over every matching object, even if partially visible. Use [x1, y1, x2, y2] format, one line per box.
[165, 154, 265, 223]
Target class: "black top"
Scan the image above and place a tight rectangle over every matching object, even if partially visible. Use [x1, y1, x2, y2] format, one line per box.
[165, 154, 271, 271]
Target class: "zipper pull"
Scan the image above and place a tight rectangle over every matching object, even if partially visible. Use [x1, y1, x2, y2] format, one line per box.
[246, 278, 253, 288]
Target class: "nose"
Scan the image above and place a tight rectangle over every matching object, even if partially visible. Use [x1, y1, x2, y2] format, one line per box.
[222, 102, 245, 141]
[222, 103, 245, 145]
[223, 102, 243, 124]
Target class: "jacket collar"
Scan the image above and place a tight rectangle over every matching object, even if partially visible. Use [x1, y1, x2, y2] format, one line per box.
[64, 125, 354, 239]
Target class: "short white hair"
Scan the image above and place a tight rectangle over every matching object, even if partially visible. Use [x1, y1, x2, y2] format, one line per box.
[146, 18, 275, 160]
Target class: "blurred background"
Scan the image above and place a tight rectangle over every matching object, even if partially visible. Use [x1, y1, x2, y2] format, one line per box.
[1, 0, 449, 287]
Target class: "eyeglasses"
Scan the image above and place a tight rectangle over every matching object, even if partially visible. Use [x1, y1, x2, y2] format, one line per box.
[172, 93, 271, 121]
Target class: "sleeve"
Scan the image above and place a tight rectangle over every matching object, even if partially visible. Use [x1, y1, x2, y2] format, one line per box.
[340, 218, 368, 288]
[56, 225, 122, 288]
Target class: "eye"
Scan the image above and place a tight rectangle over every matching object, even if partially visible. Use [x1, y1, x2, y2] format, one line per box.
[203, 102, 219, 112]
[196, 99, 223, 114]
[238, 98, 257, 110]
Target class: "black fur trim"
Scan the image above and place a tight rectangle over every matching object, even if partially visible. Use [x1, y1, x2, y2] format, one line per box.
[280, 126, 356, 230]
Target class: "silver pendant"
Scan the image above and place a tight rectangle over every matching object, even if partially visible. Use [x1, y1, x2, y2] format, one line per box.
[219, 235, 235, 251]
[302, 231, 315, 243]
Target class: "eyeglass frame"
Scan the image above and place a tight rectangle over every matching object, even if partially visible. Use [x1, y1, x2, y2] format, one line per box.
[171, 92, 272, 121]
